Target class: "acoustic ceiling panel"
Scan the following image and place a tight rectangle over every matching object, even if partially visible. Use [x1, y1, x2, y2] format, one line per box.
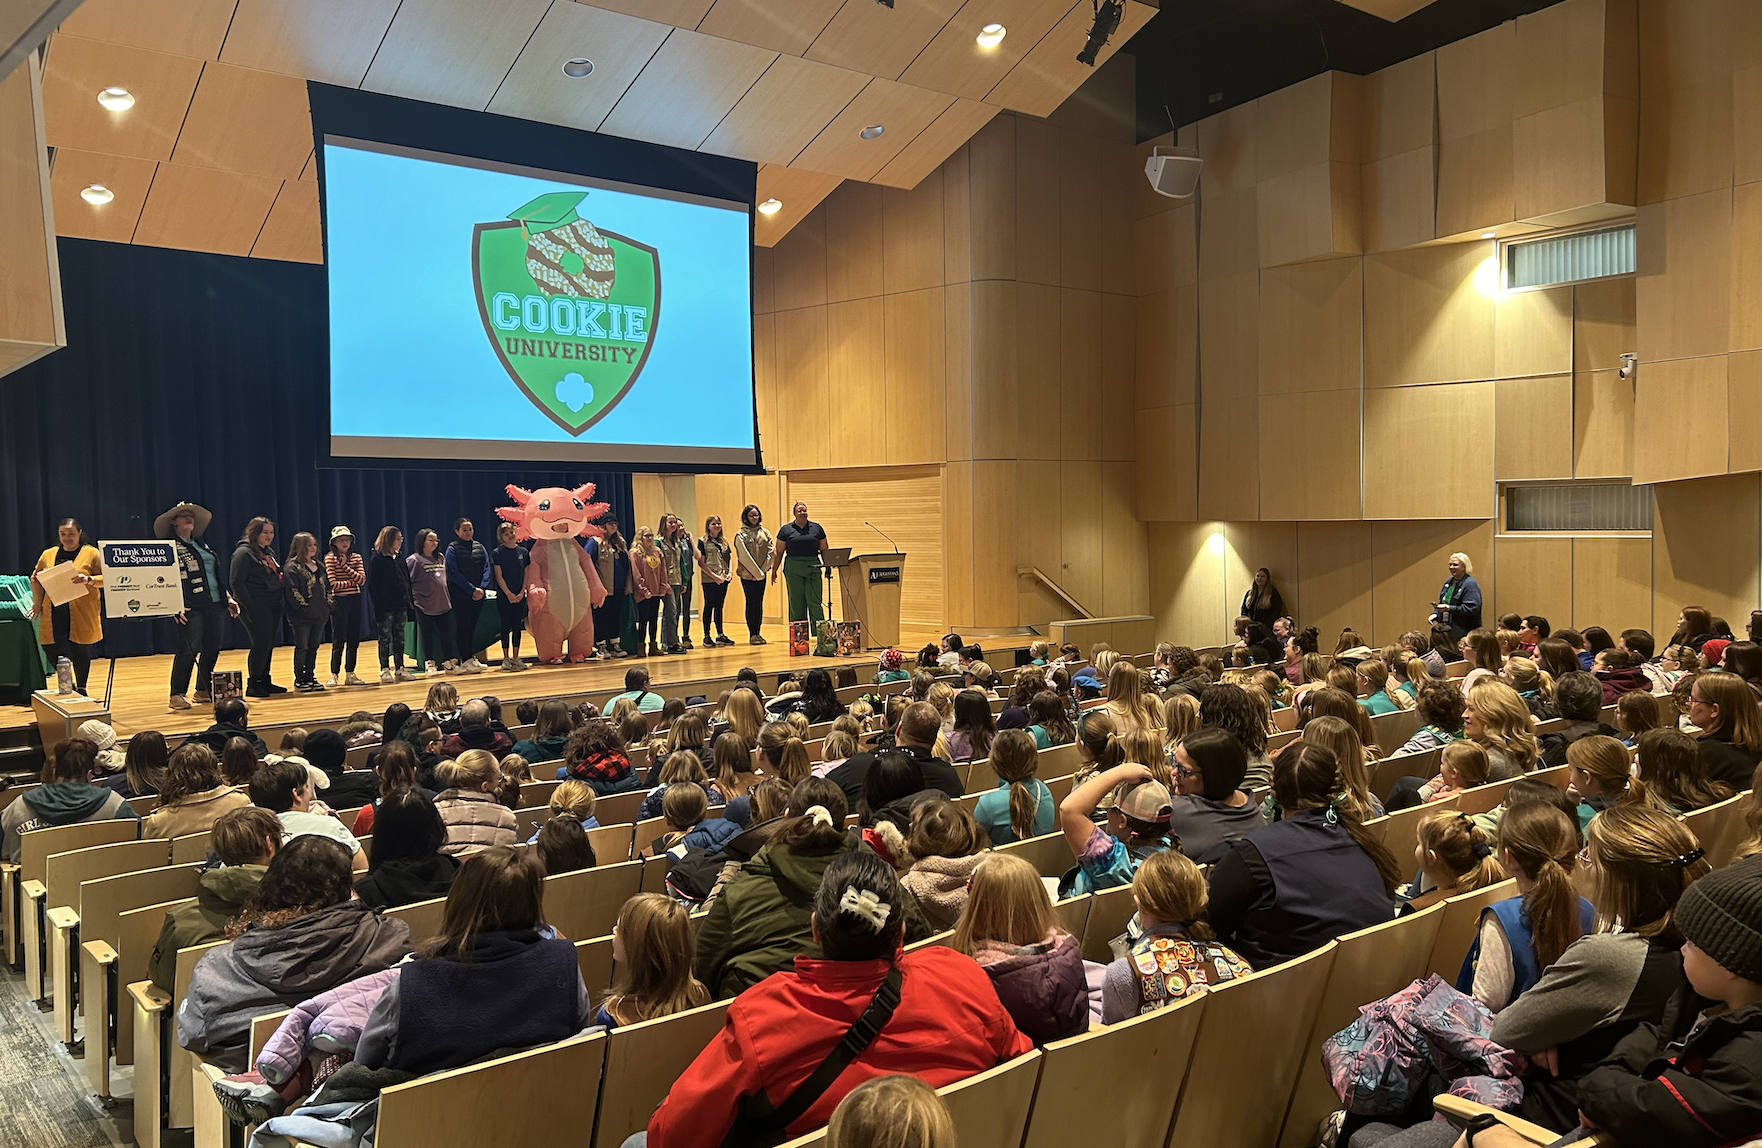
[898, 0, 1076, 102]
[132, 160, 281, 254]
[250, 177, 322, 262]
[701, 53, 870, 166]
[985, 0, 1154, 117]
[361, 0, 550, 110]
[41, 35, 203, 160]
[218, 0, 403, 87]
[485, 1, 670, 133]
[171, 61, 311, 179]
[805, 0, 965, 80]
[596, 26, 778, 151]
[792, 75, 955, 181]
[55, 0, 235, 60]
[47, 147, 157, 243]
[697, 0, 845, 56]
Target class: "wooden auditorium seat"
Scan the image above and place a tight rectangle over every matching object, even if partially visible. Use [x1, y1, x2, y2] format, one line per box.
[1021, 995, 1206, 1148]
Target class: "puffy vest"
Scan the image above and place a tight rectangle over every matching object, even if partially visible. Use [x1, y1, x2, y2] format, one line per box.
[1229, 810, 1393, 969]
[1128, 932, 1251, 1016]
[1455, 895, 1596, 999]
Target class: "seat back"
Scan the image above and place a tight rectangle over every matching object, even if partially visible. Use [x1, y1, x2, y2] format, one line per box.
[1682, 793, 1749, 868]
[385, 895, 449, 944]
[378, 1031, 608, 1148]
[1368, 797, 1460, 874]
[170, 831, 214, 864]
[591, 998, 733, 1148]
[79, 863, 203, 954]
[966, 757, 998, 793]
[1052, 893, 1091, 940]
[588, 822, 637, 865]
[1371, 748, 1440, 798]
[1038, 743, 1080, 776]
[575, 933, 615, 1006]
[594, 789, 649, 827]
[1166, 941, 1337, 1148]
[22, 819, 139, 884]
[1368, 709, 1422, 755]
[517, 779, 562, 808]
[113, 894, 196, 1068]
[1080, 883, 1137, 963]
[170, 939, 227, 1128]
[1022, 993, 1205, 1148]
[1427, 878, 1517, 981]
[545, 859, 644, 941]
[994, 830, 1075, 878]
[249, 1008, 293, 1063]
[48, 838, 172, 914]
[937, 1049, 1043, 1148]
[1277, 904, 1446, 1146]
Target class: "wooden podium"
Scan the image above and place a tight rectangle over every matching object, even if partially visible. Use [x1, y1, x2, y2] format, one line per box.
[833, 553, 906, 650]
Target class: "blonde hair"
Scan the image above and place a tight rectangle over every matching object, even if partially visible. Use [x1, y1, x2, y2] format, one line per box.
[723, 689, 764, 743]
[1498, 803, 1585, 970]
[710, 733, 758, 799]
[1467, 682, 1539, 771]
[1694, 672, 1762, 751]
[1162, 693, 1201, 746]
[1439, 740, 1490, 789]
[548, 780, 597, 822]
[1503, 656, 1554, 701]
[1566, 735, 1640, 802]
[601, 894, 710, 1025]
[438, 749, 499, 792]
[823, 729, 858, 762]
[826, 1075, 956, 1148]
[757, 722, 810, 784]
[424, 682, 459, 712]
[1093, 649, 1121, 680]
[1106, 661, 1162, 732]
[783, 712, 810, 741]
[1415, 810, 1505, 895]
[1132, 850, 1214, 941]
[925, 682, 956, 722]
[908, 799, 986, 861]
[952, 852, 1056, 953]
[1298, 716, 1377, 821]
[609, 697, 639, 726]
[1584, 804, 1710, 938]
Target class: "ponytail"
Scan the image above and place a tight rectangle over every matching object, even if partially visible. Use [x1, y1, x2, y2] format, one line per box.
[1497, 803, 1584, 970]
[758, 721, 812, 785]
[777, 778, 849, 850]
[1337, 801, 1404, 896]
[989, 730, 1042, 844]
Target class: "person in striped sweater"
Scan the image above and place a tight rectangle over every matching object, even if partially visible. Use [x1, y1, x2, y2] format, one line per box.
[325, 527, 367, 686]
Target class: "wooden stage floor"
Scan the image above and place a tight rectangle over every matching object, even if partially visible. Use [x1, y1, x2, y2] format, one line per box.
[2, 628, 1029, 740]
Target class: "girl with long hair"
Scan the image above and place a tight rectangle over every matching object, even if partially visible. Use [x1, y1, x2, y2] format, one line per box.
[952, 852, 1087, 1043]
[1503, 655, 1558, 720]
[975, 730, 1054, 845]
[757, 721, 812, 785]
[1465, 681, 1540, 778]
[142, 742, 252, 839]
[945, 688, 997, 763]
[354, 788, 460, 909]
[1633, 727, 1732, 815]
[1460, 800, 1592, 1011]
[1688, 670, 1762, 788]
[598, 893, 710, 1028]
[1200, 682, 1273, 790]
[1100, 850, 1251, 1023]
[1296, 715, 1383, 819]
[1566, 735, 1659, 829]
[1027, 691, 1076, 749]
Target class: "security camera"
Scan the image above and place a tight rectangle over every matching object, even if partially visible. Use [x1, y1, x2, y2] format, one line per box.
[1145, 147, 1202, 199]
[1619, 353, 1637, 381]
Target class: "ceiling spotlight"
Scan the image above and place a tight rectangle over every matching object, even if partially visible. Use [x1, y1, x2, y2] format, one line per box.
[561, 58, 594, 78]
[1076, 0, 1123, 66]
[860, 124, 885, 140]
[80, 184, 115, 205]
[976, 23, 1006, 48]
[1480, 231, 1496, 240]
[758, 198, 782, 216]
[96, 87, 134, 111]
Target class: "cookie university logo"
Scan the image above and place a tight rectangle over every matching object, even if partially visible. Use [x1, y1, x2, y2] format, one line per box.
[472, 191, 661, 435]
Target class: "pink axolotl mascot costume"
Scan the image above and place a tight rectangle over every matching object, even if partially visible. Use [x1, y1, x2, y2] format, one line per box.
[496, 483, 610, 663]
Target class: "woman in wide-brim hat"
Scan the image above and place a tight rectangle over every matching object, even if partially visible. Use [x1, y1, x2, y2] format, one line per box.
[154, 501, 212, 540]
[157, 500, 238, 711]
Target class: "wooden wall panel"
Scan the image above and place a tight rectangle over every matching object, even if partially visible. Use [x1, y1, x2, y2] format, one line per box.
[1494, 287, 1574, 379]
[826, 297, 885, 467]
[1015, 282, 1060, 461]
[1363, 52, 1435, 163]
[971, 460, 1018, 627]
[1573, 536, 1654, 636]
[1101, 294, 1136, 463]
[883, 287, 946, 466]
[943, 141, 970, 284]
[1257, 161, 1362, 267]
[1296, 521, 1374, 642]
[1197, 100, 1257, 197]
[1059, 130, 1105, 292]
[1059, 462, 1105, 614]
[1135, 201, 1197, 299]
[1015, 458, 1062, 627]
[1511, 0, 1639, 222]
[1361, 52, 1435, 251]
[1199, 271, 1259, 397]
[1635, 188, 1732, 363]
[1731, 180, 1762, 352]
[1653, 473, 1761, 628]
[1148, 523, 1229, 647]
[967, 115, 1015, 282]
[1014, 116, 1060, 287]
[1436, 22, 1517, 237]
[1362, 147, 1436, 253]
[1369, 519, 1495, 648]
[1197, 382, 1258, 522]
[944, 461, 973, 628]
[1574, 277, 1636, 371]
[1198, 188, 1259, 283]
[968, 279, 1016, 460]
[1363, 382, 1496, 520]
[1737, 64, 1762, 187]
[824, 182, 884, 304]
[752, 312, 776, 462]
[1728, 350, 1762, 475]
[788, 467, 946, 631]
[1136, 287, 1198, 408]
[1136, 404, 1197, 523]
[1494, 375, 1574, 480]
[1258, 257, 1362, 395]
[1638, 81, 1733, 205]
[1258, 391, 1361, 521]
[1573, 368, 1635, 478]
[1059, 289, 1102, 461]
[1633, 355, 1728, 483]
[752, 246, 775, 315]
[883, 171, 945, 295]
[1256, 73, 1336, 180]
[772, 206, 828, 312]
[1437, 126, 1516, 238]
[773, 306, 831, 471]
[1364, 243, 1497, 388]
[1494, 536, 1574, 630]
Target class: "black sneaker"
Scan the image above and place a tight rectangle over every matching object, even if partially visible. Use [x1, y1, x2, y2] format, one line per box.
[716, 635, 736, 646]
[246, 684, 273, 698]
[265, 682, 289, 694]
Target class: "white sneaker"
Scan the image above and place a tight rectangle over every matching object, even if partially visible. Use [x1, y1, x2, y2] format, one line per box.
[461, 658, 486, 674]
[395, 668, 416, 682]
[380, 669, 395, 685]
[168, 694, 191, 710]
[427, 661, 443, 675]
[327, 675, 341, 687]
[346, 673, 366, 686]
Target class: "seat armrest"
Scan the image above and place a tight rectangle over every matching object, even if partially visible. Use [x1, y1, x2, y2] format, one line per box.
[82, 938, 118, 967]
[22, 879, 46, 902]
[48, 906, 79, 931]
[129, 979, 171, 1013]
[1432, 1095, 1605, 1146]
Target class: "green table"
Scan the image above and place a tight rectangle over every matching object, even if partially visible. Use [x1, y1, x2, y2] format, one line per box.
[0, 617, 52, 698]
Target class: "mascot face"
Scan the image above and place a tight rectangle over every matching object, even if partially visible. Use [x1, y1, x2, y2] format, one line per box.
[496, 483, 610, 541]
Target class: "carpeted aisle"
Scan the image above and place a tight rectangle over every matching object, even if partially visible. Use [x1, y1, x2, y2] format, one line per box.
[0, 961, 133, 1146]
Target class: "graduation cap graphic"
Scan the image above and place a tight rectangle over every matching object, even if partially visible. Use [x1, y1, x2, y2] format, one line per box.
[508, 191, 588, 237]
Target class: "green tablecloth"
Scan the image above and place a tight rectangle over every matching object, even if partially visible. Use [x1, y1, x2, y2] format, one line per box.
[0, 617, 52, 693]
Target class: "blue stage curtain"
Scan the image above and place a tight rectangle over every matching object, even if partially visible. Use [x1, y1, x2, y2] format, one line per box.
[2, 238, 636, 659]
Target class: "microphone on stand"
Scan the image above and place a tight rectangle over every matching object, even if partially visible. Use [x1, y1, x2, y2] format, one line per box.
[864, 521, 900, 554]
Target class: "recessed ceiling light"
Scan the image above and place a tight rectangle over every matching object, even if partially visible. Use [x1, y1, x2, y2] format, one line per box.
[757, 198, 783, 216]
[976, 23, 1006, 48]
[561, 58, 594, 78]
[859, 124, 885, 140]
[96, 87, 134, 111]
[80, 184, 115, 205]
[1480, 231, 1496, 239]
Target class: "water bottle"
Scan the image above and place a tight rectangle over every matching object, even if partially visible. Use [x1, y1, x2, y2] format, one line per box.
[55, 656, 74, 696]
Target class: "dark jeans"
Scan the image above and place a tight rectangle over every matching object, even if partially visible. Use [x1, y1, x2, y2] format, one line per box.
[679, 575, 694, 640]
[291, 622, 323, 684]
[49, 606, 93, 691]
[495, 598, 526, 655]
[1385, 776, 1429, 811]
[593, 597, 623, 648]
[452, 593, 485, 662]
[636, 596, 660, 647]
[740, 577, 765, 638]
[171, 602, 228, 697]
[329, 594, 361, 674]
[239, 606, 280, 688]
[700, 580, 729, 636]
[416, 609, 455, 666]
[377, 610, 407, 669]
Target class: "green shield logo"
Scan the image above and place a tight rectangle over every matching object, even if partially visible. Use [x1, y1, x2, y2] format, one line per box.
[472, 191, 661, 435]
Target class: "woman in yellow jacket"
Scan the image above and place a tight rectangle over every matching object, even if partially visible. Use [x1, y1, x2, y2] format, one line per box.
[30, 518, 103, 694]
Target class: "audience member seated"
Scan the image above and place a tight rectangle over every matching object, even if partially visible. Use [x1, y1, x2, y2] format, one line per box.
[353, 789, 461, 909]
[1026, 691, 1075, 750]
[597, 893, 709, 1029]
[1566, 735, 1651, 830]
[1537, 672, 1618, 768]
[432, 751, 518, 855]
[1167, 728, 1266, 860]
[826, 1074, 956, 1148]
[891, 800, 988, 931]
[354, 847, 587, 1075]
[1635, 727, 1732, 815]
[944, 689, 996, 764]
[1592, 648, 1652, 703]
[1394, 808, 1503, 916]
[177, 836, 414, 1071]
[858, 751, 945, 841]
[639, 749, 719, 821]
[695, 778, 930, 999]
[973, 730, 1055, 846]
[140, 742, 250, 840]
[1206, 743, 1400, 969]
[1100, 661, 1163, 734]
[642, 784, 739, 858]
[1501, 656, 1557, 721]
[646, 713, 711, 785]
[562, 719, 642, 795]
[439, 698, 514, 761]
[1, 737, 140, 862]
[1409, 741, 1490, 808]
[349, 741, 423, 836]
[512, 699, 574, 765]
[188, 698, 269, 758]
[1297, 716, 1384, 818]
[1465, 681, 1541, 779]
[1457, 801, 1592, 1013]
[610, 666, 666, 714]
[1199, 683, 1274, 791]
[1058, 761, 1174, 896]
[249, 759, 367, 872]
[828, 703, 963, 806]
[1101, 850, 1251, 1024]
[304, 728, 377, 809]
[421, 682, 463, 735]
[953, 853, 1087, 1043]
[222, 736, 266, 789]
[1615, 690, 1664, 746]
[113, 728, 168, 799]
[148, 807, 281, 991]
[1458, 628, 1502, 696]
[1354, 659, 1403, 716]
[1688, 671, 1762, 789]
[1576, 854, 1762, 1148]
[649, 851, 1031, 1148]
[535, 816, 596, 875]
[1396, 684, 1464, 755]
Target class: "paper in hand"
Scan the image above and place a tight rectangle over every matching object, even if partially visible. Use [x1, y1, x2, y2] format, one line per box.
[35, 562, 88, 608]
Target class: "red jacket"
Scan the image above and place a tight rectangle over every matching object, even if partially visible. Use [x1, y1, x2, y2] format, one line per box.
[648, 948, 1032, 1148]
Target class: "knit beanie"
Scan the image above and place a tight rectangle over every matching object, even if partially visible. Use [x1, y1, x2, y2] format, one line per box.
[76, 719, 117, 752]
[1675, 853, 1762, 982]
[1700, 639, 1731, 670]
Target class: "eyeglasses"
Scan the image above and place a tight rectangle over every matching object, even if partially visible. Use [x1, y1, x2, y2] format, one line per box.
[1173, 764, 1202, 779]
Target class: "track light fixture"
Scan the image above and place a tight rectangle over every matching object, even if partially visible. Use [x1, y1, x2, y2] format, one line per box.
[1077, 0, 1123, 66]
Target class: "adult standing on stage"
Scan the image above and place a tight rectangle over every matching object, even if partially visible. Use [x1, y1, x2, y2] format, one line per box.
[733, 505, 772, 645]
[697, 515, 734, 646]
[676, 513, 697, 651]
[29, 518, 103, 695]
[445, 517, 490, 674]
[230, 516, 286, 698]
[324, 527, 366, 686]
[1430, 551, 1483, 641]
[658, 514, 688, 655]
[282, 532, 331, 693]
[158, 502, 237, 710]
[770, 501, 828, 630]
[588, 515, 632, 660]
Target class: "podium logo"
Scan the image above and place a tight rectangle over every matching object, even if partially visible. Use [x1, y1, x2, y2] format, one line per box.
[473, 191, 661, 436]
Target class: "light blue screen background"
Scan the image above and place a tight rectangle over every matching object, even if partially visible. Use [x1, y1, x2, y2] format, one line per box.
[323, 141, 755, 453]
